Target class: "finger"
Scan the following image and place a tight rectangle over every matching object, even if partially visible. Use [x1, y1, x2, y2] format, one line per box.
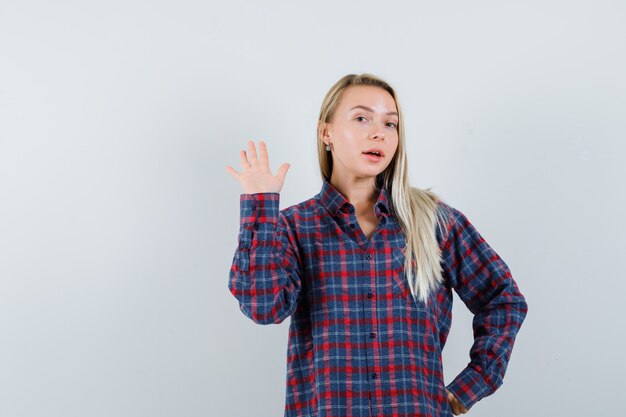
[239, 149, 251, 169]
[258, 140, 269, 168]
[448, 391, 467, 414]
[447, 391, 460, 415]
[447, 390, 454, 403]
[276, 163, 290, 183]
[225, 166, 240, 178]
[248, 140, 259, 166]
[453, 399, 467, 415]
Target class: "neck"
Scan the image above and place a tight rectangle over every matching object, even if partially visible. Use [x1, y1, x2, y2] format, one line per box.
[329, 173, 378, 215]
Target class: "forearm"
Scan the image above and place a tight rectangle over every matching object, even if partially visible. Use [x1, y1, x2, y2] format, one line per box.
[228, 192, 303, 324]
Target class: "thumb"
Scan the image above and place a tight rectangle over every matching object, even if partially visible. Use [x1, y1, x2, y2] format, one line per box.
[276, 163, 290, 183]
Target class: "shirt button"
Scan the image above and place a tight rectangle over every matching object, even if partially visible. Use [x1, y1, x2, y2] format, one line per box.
[349, 223, 355, 229]
[372, 373, 377, 379]
[369, 332, 376, 338]
[367, 292, 373, 298]
[366, 253, 372, 260]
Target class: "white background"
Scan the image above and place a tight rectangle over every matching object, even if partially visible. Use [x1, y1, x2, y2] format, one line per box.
[1, 1, 624, 416]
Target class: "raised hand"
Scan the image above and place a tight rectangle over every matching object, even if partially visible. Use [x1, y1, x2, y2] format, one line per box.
[226, 140, 291, 194]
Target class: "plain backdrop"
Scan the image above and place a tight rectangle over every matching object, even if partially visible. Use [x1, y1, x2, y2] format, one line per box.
[1, 1, 625, 416]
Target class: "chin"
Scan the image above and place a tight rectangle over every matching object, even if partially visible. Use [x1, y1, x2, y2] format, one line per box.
[357, 169, 385, 180]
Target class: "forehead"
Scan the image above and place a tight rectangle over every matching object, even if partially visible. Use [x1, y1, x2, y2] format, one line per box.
[338, 85, 397, 112]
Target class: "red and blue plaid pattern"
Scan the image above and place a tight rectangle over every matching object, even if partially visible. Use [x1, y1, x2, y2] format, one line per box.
[228, 179, 528, 416]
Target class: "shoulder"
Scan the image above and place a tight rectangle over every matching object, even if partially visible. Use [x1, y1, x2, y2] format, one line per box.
[412, 187, 467, 229]
[433, 199, 472, 249]
[277, 194, 324, 227]
[435, 199, 467, 225]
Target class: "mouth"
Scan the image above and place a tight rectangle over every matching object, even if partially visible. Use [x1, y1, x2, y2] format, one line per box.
[363, 148, 384, 157]
[362, 150, 384, 162]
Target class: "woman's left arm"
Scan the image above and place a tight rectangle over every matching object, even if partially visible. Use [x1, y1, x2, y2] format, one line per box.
[440, 204, 529, 412]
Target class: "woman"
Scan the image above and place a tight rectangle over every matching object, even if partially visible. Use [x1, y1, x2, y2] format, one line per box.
[226, 73, 528, 417]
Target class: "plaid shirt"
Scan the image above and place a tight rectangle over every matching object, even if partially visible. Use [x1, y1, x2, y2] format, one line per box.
[228, 179, 528, 417]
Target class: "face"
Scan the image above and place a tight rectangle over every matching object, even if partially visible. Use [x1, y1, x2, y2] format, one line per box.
[321, 85, 399, 182]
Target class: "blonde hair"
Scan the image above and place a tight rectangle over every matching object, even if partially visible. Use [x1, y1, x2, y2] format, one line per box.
[316, 73, 450, 306]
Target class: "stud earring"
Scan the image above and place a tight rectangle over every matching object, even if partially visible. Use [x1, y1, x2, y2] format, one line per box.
[326, 144, 331, 151]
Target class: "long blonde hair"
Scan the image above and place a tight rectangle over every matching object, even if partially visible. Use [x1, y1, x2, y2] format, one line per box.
[316, 73, 450, 306]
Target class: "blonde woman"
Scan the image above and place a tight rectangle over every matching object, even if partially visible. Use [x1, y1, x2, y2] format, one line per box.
[226, 73, 528, 417]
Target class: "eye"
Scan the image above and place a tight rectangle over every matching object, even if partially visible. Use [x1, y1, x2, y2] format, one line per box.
[387, 122, 397, 128]
[355, 116, 368, 122]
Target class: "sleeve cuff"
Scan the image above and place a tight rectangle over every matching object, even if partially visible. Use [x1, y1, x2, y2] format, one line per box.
[445, 365, 491, 411]
[239, 193, 280, 226]
[235, 193, 280, 272]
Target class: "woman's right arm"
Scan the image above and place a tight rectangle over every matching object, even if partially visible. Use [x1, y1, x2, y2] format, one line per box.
[225, 140, 300, 324]
[228, 192, 303, 324]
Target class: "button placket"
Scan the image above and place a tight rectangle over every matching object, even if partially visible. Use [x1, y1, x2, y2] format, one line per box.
[343, 205, 356, 232]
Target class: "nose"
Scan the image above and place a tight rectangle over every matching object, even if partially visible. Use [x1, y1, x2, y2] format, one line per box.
[369, 120, 385, 141]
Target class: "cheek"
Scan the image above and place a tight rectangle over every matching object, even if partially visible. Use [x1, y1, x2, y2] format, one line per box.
[339, 125, 359, 139]
[336, 129, 361, 149]
[391, 137, 400, 153]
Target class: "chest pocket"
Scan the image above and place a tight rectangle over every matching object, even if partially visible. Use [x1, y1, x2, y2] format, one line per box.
[390, 248, 437, 321]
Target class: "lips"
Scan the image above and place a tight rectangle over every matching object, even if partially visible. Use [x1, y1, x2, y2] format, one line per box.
[362, 152, 384, 162]
[362, 148, 385, 157]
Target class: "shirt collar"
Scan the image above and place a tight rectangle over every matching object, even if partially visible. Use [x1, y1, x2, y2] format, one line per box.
[317, 179, 391, 218]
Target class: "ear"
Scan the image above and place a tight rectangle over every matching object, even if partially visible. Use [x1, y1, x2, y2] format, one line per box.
[318, 120, 332, 144]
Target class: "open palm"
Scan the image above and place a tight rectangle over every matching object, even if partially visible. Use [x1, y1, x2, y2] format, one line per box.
[226, 140, 291, 194]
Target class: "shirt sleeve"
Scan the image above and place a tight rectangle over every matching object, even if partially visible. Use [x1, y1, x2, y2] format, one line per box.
[228, 192, 303, 325]
[441, 204, 529, 411]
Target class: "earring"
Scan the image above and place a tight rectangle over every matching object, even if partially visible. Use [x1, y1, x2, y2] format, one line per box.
[326, 144, 331, 151]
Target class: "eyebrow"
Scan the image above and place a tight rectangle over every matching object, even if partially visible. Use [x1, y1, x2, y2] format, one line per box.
[350, 105, 398, 117]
